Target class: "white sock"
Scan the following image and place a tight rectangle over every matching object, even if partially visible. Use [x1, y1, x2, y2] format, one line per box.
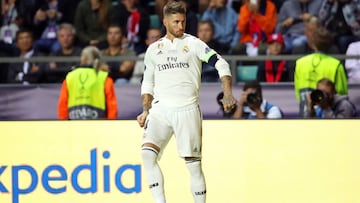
[142, 147, 166, 203]
[186, 159, 206, 203]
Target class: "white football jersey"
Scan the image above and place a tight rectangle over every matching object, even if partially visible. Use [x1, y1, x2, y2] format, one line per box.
[141, 33, 219, 108]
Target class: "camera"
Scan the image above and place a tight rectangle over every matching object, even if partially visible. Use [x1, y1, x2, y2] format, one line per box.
[310, 89, 327, 104]
[246, 92, 261, 105]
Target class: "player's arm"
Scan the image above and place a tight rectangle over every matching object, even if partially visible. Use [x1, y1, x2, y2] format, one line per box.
[137, 48, 155, 127]
[142, 93, 153, 113]
[205, 51, 236, 112]
[220, 75, 236, 112]
[137, 93, 153, 127]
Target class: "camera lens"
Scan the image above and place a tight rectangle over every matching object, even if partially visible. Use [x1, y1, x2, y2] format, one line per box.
[246, 92, 261, 105]
[310, 89, 326, 103]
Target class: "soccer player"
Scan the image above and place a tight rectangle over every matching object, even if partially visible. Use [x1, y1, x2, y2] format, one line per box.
[136, 1, 236, 203]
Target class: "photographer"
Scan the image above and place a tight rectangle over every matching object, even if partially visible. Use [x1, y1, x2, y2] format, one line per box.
[308, 78, 357, 118]
[232, 80, 283, 119]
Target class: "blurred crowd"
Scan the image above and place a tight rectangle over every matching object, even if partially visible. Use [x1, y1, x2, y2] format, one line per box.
[0, 0, 359, 84]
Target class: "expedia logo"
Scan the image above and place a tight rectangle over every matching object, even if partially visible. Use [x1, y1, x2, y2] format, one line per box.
[0, 149, 141, 203]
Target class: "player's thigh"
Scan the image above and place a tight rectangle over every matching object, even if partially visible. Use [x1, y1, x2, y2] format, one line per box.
[173, 106, 203, 157]
[143, 113, 173, 150]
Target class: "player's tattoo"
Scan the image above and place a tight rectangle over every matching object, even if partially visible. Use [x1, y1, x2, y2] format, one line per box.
[142, 94, 153, 112]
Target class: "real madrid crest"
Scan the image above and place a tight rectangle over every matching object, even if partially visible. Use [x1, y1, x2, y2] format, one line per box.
[157, 43, 164, 49]
[183, 45, 189, 53]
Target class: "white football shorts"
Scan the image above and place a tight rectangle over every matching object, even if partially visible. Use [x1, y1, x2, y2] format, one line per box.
[142, 102, 203, 158]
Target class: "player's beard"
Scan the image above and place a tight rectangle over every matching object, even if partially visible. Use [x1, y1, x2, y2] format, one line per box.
[168, 27, 184, 38]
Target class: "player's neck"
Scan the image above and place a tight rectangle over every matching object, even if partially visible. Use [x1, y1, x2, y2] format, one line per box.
[165, 34, 175, 42]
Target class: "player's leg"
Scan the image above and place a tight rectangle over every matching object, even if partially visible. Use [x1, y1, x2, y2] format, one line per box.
[173, 105, 206, 203]
[142, 143, 166, 203]
[141, 112, 172, 203]
[185, 157, 206, 203]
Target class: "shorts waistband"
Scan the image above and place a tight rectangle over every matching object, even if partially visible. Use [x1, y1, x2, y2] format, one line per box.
[152, 102, 199, 112]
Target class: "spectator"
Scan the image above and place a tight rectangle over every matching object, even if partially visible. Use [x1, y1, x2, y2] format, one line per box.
[345, 41, 360, 83]
[60, 0, 82, 24]
[275, 0, 322, 54]
[129, 27, 162, 84]
[101, 24, 136, 84]
[231, 80, 283, 119]
[179, 0, 199, 36]
[257, 33, 293, 82]
[74, 0, 114, 49]
[12, 0, 38, 31]
[0, 40, 14, 83]
[318, 0, 360, 54]
[292, 15, 340, 54]
[7, 29, 45, 84]
[111, 0, 150, 54]
[197, 20, 229, 82]
[58, 46, 118, 120]
[294, 26, 348, 118]
[0, 0, 19, 45]
[45, 23, 82, 83]
[308, 78, 357, 118]
[201, 0, 240, 50]
[236, 0, 277, 56]
[32, 0, 65, 54]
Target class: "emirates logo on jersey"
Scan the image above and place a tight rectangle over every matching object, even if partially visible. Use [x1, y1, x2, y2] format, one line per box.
[157, 56, 190, 71]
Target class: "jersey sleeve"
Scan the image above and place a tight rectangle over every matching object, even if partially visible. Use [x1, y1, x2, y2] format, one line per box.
[195, 38, 232, 77]
[141, 45, 155, 96]
[195, 38, 218, 63]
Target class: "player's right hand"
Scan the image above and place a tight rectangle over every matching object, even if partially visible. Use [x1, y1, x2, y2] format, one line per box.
[137, 111, 149, 128]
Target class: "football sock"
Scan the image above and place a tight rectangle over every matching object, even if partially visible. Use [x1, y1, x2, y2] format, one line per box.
[186, 159, 206, 203]
[141, 146, 166, 203]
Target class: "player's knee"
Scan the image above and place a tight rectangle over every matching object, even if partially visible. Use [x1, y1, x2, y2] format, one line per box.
[141, 145, 159, 164]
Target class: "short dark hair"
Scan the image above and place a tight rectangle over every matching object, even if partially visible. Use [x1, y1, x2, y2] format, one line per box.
[107, 24, 123, 35]
[163, 0, 186, 17]
[243, 80, 263, 99]
[15, 28, 33, 42]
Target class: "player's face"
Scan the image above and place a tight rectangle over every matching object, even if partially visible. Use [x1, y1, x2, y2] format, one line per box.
[164, 13, 186, 39]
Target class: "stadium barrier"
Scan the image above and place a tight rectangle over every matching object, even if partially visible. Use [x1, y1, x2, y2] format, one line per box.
[1, 54, 360, 84]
